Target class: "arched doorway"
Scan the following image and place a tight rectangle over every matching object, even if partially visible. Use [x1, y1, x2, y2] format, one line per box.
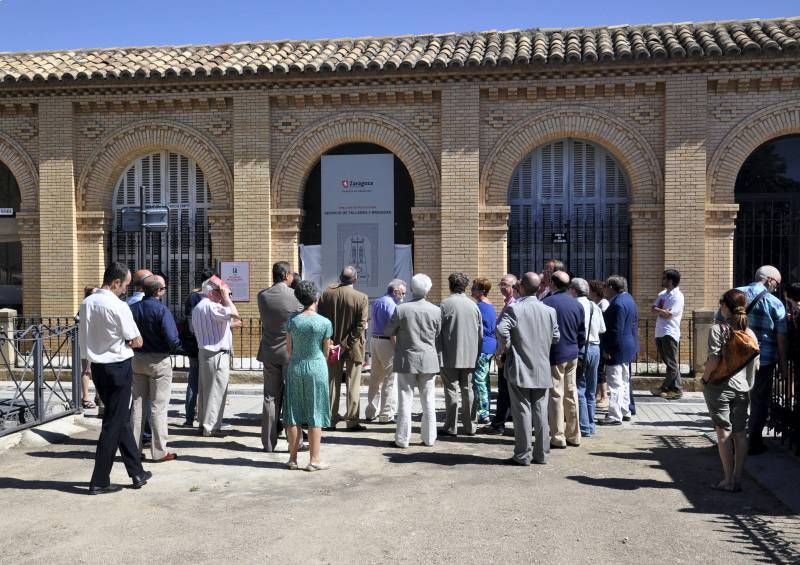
[734, 135, 800, 286]
[299, 142, 414, 296]
[111, 151, 212, 314]
[507, 139, 630, 281]
[0, 161, 22, 311]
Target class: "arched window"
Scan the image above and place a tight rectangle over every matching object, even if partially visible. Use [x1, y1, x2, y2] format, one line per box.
[734, 135, 800, 286]
[508, 139, 630, 282]
[0, 161, 22, 310]
[111, 152, 211, 314]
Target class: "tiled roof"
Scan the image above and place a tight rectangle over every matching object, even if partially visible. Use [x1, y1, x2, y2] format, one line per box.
[1, 18, 799, 83]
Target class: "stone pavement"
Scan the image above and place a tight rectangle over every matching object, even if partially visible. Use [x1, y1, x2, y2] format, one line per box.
[1, 386, 800, 564]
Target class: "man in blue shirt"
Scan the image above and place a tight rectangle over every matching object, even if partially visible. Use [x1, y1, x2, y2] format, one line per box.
[543, 271, 586, 448]
[127, 269, 152, 305]
[130, 275, 182, 463]
[366, 279, 406, 424]
[737, 265, 788, 455]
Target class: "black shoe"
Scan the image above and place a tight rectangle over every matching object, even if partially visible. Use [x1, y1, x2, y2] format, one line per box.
[345, 424, 367, 432]
[596, 418, 622, 426]
[131, 471, 152, 489]
[438, 429, 458, 438]
[479, 426, 504, 435]
[622, 415, 632, 422]
[502, 457, 530, 467]
[88, 484, 123, 496]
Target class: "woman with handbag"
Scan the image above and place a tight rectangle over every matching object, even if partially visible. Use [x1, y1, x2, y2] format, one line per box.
[284, 280, 333, 471]
[702, 289, 760, 493]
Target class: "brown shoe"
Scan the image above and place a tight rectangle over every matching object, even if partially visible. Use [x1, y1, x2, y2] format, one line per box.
[155, 453, 178, 463]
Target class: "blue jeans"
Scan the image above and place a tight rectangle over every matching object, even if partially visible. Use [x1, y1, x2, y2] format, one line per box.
[577, 344, 600, 436]
[184, 357, 199, 425]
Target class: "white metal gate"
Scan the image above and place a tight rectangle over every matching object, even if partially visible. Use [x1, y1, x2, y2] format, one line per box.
[508, 139, 630, 281]
[111, 152, 211, 315]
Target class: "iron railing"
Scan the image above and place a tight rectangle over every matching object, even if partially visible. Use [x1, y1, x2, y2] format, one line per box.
[769, 358, 799, 454]
[0, 321, 80, 437]
[632, 316, 695, 377]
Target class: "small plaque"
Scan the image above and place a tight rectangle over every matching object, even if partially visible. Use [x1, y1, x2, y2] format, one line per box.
[551, 232, 568, 245]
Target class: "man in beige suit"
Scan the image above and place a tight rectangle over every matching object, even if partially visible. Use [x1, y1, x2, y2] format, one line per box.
[319, 266, 369, 431]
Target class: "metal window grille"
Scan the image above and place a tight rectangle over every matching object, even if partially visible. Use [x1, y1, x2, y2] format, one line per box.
[111, 152, 212, 316]
[507, 139, 630, 282]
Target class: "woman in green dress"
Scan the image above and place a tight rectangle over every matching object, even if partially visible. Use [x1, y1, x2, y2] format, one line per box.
[284, 280, 333, 471]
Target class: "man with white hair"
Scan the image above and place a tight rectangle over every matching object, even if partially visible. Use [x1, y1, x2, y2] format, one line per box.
[736, 265, 788, 455]
[385, 274, 442, 448]
[192, 276, 242, 437]
[366, 278, 406, 424]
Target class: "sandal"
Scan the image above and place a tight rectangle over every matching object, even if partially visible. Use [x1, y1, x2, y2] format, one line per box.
[82, 400, 97, 409]
[306, 462, 330, 472]
[710, 481, 736, 492]
[286, 460, 299, 470]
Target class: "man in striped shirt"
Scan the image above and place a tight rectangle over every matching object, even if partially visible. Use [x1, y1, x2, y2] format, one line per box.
[192, 278, 242, 437]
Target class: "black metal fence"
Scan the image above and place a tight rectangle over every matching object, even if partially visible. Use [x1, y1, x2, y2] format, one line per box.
[633, 316, 695, 377]
[0, 321, 81, 437]
[769, 359, 800, 454]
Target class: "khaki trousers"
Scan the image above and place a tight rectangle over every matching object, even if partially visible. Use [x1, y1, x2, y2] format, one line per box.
[131, 353, 173, 460]
[328, 357, 363, 428]
[366, 337, 397, 422]
[548, 358, 580, 446]
[198, 349, 230, 435]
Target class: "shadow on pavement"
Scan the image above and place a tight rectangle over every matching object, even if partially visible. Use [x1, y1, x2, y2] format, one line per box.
[567, 432, 800, 563]
[0, 477, 87, 495]
[177, 454, 285, 470]
[384, 451, 505, 466]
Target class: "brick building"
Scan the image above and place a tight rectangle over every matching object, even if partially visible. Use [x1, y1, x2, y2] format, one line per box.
[0, 17, 799, 319]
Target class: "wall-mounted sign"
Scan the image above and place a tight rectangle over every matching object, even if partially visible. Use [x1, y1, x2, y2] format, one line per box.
[120, 207, 170, 232]
[220, 261, 250, 302]
[551, 232, 568, 245]
[0, 208, 15, 217]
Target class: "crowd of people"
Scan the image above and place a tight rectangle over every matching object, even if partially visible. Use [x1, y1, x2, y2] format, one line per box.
[77, 257, 799, 495]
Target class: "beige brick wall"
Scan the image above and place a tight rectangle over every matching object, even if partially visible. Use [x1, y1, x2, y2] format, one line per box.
[0, 59, 795, 317]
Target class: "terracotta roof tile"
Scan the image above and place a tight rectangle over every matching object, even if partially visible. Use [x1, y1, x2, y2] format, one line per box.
[1, 18, 798, 83]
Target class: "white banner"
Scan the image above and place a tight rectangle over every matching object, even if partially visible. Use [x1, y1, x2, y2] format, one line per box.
[301, 244, 412, 295]
[321, 154, 394, 299]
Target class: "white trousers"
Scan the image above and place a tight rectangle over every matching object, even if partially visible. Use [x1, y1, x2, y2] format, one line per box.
[366, 337, 397, 422]
[198, 349, 230, 435]
[395, 373, 437, 448]
[605, 363, 631, 423]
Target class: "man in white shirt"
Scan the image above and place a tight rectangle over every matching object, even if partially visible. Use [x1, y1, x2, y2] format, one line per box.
[192, 278, 242, 437]
[652, 269, 685, 400]
[80, 261, 150, 495]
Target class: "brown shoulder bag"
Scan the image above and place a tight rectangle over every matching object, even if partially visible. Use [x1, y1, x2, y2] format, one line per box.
[706, 323, 760, 384]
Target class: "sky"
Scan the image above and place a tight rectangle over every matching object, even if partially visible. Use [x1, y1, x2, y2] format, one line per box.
[0, 0, 797, 53]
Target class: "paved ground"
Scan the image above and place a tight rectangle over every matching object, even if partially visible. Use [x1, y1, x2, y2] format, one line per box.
[1, 388, 800, 564]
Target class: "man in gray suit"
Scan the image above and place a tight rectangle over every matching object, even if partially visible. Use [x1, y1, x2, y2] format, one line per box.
[257, 262, 301, 452]
[439, 272, 483, 437]
[385, 273, 442, 448]
[497, 272, 560, 466]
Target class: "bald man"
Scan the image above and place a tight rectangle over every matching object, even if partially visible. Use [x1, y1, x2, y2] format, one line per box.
[542, 271, 586, 448]
[129, 275, 181, 462]
[318, 266, 369, 431]
[127, 269, 153, 306]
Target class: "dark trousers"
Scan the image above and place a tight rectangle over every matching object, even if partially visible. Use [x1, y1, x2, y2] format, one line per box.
[748, 363, 776, 444]
[656, 336, 681, 392]
[491, 363, 512, 429]
[90, 359, 144, 487]
[184, 357, 199, 425]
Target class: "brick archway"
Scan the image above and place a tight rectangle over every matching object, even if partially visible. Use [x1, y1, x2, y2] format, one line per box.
[271, 112, 439, 209]
[0, 131, 38, 212]
[481, 106, 662, 207]
[77, 120, 233, 212]
[708, 99, 800, 203]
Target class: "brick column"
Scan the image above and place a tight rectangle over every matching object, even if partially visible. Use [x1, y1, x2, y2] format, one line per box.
[411, 207, 441, 303]
[38, 99, 77, 315]
[478, 206, 510, 313]
[439, 84, 480, 297]
[232, 91, 271, 317]
[663, 77, 707, 312]
[704, 204, 738, 306]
